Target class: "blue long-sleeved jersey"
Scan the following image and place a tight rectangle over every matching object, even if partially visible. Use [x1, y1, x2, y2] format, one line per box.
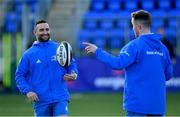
[15, 40, 78, 108]
[95, 34, 173, 114]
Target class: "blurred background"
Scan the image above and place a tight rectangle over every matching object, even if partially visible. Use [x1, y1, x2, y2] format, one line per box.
[0, 0, 180, 116]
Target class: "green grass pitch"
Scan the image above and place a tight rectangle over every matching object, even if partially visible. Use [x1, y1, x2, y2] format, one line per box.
[0, 92, 179, 116]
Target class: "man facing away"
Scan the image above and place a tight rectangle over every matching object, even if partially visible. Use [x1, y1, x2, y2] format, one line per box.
[15, 20, 78, 117]
[83, 10, 173, 116]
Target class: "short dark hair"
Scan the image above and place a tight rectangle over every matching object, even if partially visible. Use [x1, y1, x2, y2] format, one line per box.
[131, 10, 151, 27]
[35, 20, 47, 26]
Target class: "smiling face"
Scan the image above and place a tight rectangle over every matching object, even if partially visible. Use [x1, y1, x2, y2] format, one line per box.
[34, 22, 50, 42]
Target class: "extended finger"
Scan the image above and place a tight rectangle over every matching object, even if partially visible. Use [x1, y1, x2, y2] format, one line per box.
[85, 46, 91, 50]
[82, 42, 93, 46]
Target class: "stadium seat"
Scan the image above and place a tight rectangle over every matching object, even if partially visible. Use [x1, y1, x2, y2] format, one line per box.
[168, 10, 180, 18]
[99, 11, 117, 20]
[109, 37, 124, 49]
[116, 19, 130, 28]
[91, 0, 105, 12]
[124, 1, 138, 11]
[115, 10, 131, 19]
[109, 29, 124, 39]
[151, 19, 164, 29]
[25, 0, 37, 5]
[141, 0, 154, 10]
[175, 0, 180, 9]
[93, 29, 108, 38]
[108, 0, 121, 12]
[15, 4, 23, 14]
[168, 18, 180, 28]
[83, 19, 98, 29]
[79, 30, 92, 41]
[165, 28, 177, 39]
[151, 10, 166, 18]
[100, 20, 114, 29]
[84, 12, 101, 20]
[78, 30, 92, 49]
[158, 0, 171, 10]
[13, 0, 22, 5]
[5, 12, 18, 33]
[92, 37, 106, 48]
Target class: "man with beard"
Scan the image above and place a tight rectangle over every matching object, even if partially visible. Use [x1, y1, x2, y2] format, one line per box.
[83, 10, 173, 116]
[15, 20, 78, 116]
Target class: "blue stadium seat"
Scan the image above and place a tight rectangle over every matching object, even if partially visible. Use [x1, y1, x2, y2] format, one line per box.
[99, 11, 117, 20]
[78, 30, 92, 49]
[5, 12, 18, 33]
[175, 0, 180, 9]
[141, 0, 154, 10]
[100, 20, 114, 29]
[168, 10, 180, 18]
[79, 30, 92, 41]
[124, 1, 138, 11]
[84, 19, 97, 29]
[25, 0, 37, 5]
[92, 37, 106, 48]
[151, 10, 166, 18]
[13, 0, 22, 5]
[116, 19, 129, 28]
[91, 0, 105, 12]
[109, 37, 124, 49]
[151, 19, 164, 29]
[108, 29, 125, 48]
[165, 28, 177, 39]
[15, 4, 23, 14]
[158, 0, 171, 10]
[116, 11, 131, 19]
[108, 0, 121, 12]
[84, 12, 101, 20]
[168, 18, 180, 28]
[93, 29, 108, 38]
[30, 2, 38, 13]
[109, 29, 124, 38]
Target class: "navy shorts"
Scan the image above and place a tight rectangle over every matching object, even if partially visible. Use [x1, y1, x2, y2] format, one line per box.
[34, 100, 68, 116]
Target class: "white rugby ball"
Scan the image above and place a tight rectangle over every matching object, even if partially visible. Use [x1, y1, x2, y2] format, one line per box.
[56, 41, 72, 67]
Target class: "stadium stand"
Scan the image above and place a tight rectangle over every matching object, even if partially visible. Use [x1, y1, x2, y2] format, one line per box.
[79, 0, 180, 52]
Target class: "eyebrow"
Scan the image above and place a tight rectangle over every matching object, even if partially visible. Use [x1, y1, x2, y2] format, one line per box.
[39, 28, 49, 31]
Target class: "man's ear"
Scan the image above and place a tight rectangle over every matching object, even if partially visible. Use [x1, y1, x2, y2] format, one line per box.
[33, 27, 37, 35]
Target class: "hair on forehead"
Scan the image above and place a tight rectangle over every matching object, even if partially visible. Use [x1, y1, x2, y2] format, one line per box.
[35, 20, 48, 26]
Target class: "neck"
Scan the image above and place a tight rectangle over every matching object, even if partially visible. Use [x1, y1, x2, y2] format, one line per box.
[140, 28, 151, 36]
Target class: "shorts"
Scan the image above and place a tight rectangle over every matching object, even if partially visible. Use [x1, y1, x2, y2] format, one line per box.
[34, 100, 69, 116]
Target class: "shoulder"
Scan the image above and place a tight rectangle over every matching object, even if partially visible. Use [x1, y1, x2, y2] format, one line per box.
[124, 39, 139, 49]
[49, 40, 59, 47]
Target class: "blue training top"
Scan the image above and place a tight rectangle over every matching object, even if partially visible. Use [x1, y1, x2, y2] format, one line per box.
[95, 33, 173, 115]
[15, 40, 78, 108]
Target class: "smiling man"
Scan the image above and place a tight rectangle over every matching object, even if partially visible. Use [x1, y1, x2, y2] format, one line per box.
[15, 20, 78, 116]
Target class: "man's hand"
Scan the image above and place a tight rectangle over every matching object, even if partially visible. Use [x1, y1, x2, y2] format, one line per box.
[26, 91, 39, 102]
[64, 72, 77, 81]
[83, 42, 98, 54]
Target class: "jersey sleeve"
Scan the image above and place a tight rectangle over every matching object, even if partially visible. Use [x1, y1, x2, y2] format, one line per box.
[95, 42, 138, 69]
[15, 53, 32, 94]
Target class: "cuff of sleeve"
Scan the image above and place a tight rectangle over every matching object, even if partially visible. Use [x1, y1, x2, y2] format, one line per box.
[95, 48, 102, 57]
[24, 89, 31, 95]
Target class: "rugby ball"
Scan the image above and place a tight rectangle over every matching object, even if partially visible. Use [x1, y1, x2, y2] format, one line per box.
[56, 41, 72, 67]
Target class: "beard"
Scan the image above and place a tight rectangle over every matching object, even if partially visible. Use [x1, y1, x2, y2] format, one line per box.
[37, 34, 50, 42]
